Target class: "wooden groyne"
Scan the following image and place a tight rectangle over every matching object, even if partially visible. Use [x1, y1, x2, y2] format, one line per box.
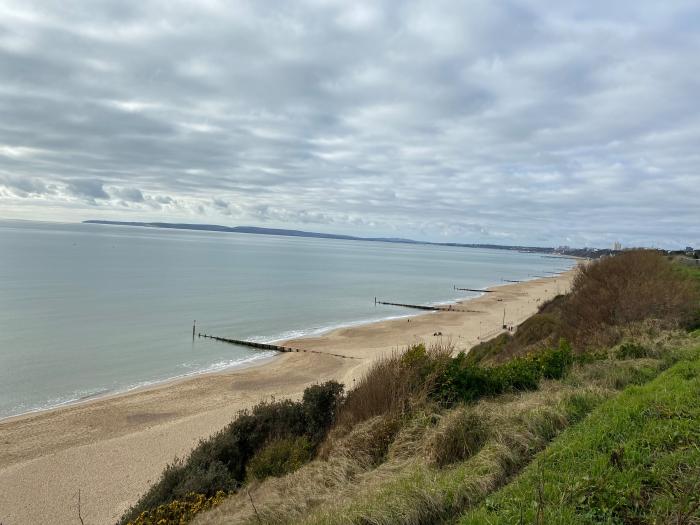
[454, 286, 494, 293]
[199, 333, 358, 359]
[377, 300, 448, 311]
[375, 299, 481, 314]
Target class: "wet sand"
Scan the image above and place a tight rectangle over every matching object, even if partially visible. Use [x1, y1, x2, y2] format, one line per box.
[0, 271, 574, 525]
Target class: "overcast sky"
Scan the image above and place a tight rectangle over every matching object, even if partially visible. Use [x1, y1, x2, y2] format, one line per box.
[0, 1, 698, 248]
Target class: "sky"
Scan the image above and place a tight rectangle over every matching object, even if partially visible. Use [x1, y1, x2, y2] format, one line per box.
[0, 1, 698, 249]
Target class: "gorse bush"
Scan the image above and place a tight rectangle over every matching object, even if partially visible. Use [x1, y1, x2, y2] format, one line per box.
[119, 381, 344, 524]
[433, 339, 574, 404]
[127, 491, 228, 525]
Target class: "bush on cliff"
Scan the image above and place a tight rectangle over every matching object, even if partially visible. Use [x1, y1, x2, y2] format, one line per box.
[562, 250, 699, 344]
[433, 339, 573, 404]
[119, 380, 344, 525]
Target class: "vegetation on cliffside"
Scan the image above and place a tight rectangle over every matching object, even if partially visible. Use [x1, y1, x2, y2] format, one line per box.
[120, 251, 700, 525]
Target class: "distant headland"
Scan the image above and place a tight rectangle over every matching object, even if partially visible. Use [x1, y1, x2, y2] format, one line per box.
[83, 220, 603, 258]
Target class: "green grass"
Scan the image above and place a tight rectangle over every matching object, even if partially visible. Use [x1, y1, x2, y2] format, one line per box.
[459, 350, 700, 525]
[674, 261, 700, 284]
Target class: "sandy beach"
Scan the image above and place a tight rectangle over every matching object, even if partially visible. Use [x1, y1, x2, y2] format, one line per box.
[0, 271, 574, 525]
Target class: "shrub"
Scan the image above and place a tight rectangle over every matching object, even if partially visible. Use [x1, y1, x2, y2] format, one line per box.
[119, 381, 344, 524]
[562, 250, 699, 344]
[126, 491, 228, 525]
[433, 340, 573, 404]
[537, 339, 574, 379]
[246, 436, 312, 481]
[493, 357, 540, 391]
[303, 381, 345, 442]
[434, 352, 500, 403]
[574, 349, 608, 365]
[615, 342, 649, 360]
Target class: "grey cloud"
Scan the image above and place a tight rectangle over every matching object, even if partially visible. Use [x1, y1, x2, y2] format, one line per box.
[0, 0, 699, 248]
[211, 197, 241, 216]
[154, 195, 174, 205]
[111, 187, 144, 202]
[66, 179, 110, 201]
[0, 174, 55, 196]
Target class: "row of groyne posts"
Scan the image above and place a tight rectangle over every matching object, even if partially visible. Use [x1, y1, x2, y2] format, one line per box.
[195, 329, 359, 360]
[195, 269, 570, 357]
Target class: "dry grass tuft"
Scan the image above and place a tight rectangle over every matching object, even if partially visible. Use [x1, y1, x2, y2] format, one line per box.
[427, 407, 488, 467]
[335, 342, 452, 429]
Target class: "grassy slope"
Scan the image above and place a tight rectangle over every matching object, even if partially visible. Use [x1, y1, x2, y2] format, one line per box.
[196, 334, 696, 525]
[460, 340, 700, 525]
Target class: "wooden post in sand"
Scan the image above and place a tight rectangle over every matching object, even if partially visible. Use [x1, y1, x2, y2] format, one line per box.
[502, 309, 506, 329]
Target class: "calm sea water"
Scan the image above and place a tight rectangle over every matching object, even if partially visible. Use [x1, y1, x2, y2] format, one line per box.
[0, 220, 573, 419]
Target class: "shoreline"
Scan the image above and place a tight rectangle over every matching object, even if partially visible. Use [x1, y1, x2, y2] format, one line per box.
[0, 271, 576, 525]
[0, 352, 282, 426]
[0, 307, 431, 425]
[0, 275, 543, 424]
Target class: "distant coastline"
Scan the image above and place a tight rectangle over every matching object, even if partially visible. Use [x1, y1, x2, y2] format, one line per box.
[83, 220, 595, 258]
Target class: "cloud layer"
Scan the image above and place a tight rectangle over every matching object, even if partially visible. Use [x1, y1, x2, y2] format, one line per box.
[1, 0, 698, 248]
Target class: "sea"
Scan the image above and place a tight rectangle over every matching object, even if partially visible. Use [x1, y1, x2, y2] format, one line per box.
[0, 220, 574, 419]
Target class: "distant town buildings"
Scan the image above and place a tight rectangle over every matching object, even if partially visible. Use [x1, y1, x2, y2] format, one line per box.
[613, 241, 622, 251]
[666, 247, 699, 262]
